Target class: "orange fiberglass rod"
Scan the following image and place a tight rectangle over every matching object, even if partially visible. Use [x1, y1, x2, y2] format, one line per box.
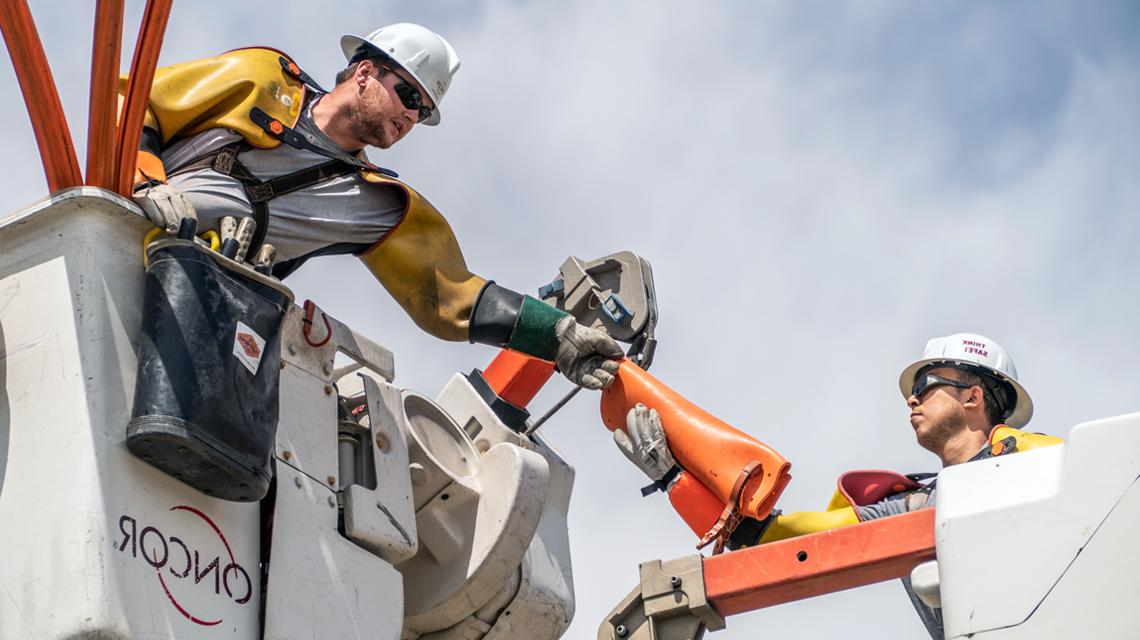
[85, 0, 125, 189]
[113, 0, 173, 196]
[0, 0, 82, 192]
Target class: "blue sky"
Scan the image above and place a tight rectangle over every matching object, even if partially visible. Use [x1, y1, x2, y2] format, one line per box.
[2, 2, 1138, 637]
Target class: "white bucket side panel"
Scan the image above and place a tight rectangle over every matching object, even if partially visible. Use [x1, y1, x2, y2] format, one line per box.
[937, 413, 1140, 638]
[0, 191, 260, 639]
[951, 479, 1140, 639]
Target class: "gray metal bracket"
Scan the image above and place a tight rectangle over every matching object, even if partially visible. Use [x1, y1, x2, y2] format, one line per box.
[598, 555, 726, 640]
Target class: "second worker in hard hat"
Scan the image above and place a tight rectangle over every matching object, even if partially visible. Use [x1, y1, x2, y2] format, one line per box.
[615, 332, 1062, 639]
[126, 23, 623, 390]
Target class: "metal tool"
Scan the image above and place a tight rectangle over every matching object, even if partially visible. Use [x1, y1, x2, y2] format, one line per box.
[233, 216, 257, 263]
[253, 243, 277, 276]
[219, 215, 239, 259]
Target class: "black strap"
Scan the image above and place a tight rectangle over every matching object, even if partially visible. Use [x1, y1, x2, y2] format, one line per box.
[248, 107, 398, 178]
[244, 159, 357, 203]
[167, 141, 360, 261]
[639, 465, 683, 497]
[278, 55, 327, 93]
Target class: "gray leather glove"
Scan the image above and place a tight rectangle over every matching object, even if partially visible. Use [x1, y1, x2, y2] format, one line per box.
[553, 315, 623, 390]
[614, 403, 682, 492]
[133, 183, 197, 233]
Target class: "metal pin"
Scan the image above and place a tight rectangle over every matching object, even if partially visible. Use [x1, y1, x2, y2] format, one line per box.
[219, 216, 237, 239]
[253, 243, 277, 275]
[234, 216, 258, 262]
[219, 216, 240, 259]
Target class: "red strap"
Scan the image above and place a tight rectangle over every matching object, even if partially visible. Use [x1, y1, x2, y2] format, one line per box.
[301, 299, 331, 347]
[698, 460, 763, 555]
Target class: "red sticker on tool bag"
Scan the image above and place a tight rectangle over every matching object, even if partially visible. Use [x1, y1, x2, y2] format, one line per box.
[233, 322, 266, 375]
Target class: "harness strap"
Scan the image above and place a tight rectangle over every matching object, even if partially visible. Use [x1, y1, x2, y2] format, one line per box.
[248, 107, 398, 178]
[167, 141, 359, 261]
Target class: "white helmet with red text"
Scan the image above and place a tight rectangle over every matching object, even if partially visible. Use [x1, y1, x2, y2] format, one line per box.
[341, 23, 460, 126]
[898, 333, 1033, 428]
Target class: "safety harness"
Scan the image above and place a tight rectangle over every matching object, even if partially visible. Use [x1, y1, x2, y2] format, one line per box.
[165, 56, 398, 278]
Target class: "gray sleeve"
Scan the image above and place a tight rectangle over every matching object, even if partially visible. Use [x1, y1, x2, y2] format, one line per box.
[855, 487, 936, 522]
[855, 492, 910, 521]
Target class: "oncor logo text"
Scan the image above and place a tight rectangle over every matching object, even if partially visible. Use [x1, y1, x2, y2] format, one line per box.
[116, 505, 253, 626]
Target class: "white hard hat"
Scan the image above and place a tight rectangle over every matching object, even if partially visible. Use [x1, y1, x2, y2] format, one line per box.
[898, 333, 1033, 428]
[340, 23, 460, 126]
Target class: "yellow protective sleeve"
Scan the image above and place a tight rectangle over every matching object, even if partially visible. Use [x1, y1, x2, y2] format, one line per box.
[990, 426, 1064, 451]
[122, 47, 304, 150]
[758, 502, 860, 544]
[359, 173, 486, 341]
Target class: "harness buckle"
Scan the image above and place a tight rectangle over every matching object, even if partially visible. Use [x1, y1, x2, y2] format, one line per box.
[248, 183, 275, 202]
[213, 147, 237, 174]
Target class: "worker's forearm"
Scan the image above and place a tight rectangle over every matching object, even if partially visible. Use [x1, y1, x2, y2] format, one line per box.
[469, 282, 568, 361]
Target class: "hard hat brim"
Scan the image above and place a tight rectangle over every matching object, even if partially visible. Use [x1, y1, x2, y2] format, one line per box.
[898, 357, 1033, 429]
[339, 34, 441, 126]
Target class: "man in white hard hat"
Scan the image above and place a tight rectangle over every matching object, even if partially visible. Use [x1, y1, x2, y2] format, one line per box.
[616, 333, 1062, 638]
[125, 23, 622, 390]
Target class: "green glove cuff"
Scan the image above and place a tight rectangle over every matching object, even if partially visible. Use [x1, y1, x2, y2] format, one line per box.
[506, 295, 568, 361]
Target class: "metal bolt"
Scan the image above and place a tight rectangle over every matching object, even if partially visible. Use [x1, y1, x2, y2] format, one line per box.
[283, 450, 292, 461]
[294, 476, 302, 488]
[324, 385, 333, 396]
[287, 344, 296, 355]
[327, 475, 336, 486]
[374, 433, 389, 452]
[615, 624, 628, 637]
[279, 361, 286, 370]
[670, 575, 682, 588]
[327, 496, 336, 508]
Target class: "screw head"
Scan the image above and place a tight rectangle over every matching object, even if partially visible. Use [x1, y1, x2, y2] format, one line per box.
[327, 496, 336, 508]
[327, 475, 337, 486]
[282, 450, 292, 461]
[294, 476, 303, 488]
[615, 624, 628, 637]
[670, 575, 682, 588]
[324, 385, 333, 395]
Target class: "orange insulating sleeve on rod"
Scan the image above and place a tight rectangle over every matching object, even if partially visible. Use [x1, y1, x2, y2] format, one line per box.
[0, 0, 83, 192]
[482, 350, 556, 409]
[600, 359, 792, 521]
[85, 0, 125, 189]
[113, 0, 172, 195]
[668, 470, 727, 537]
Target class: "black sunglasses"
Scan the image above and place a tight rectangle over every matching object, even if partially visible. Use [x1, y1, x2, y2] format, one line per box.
[911, 374, 974, 398]
[384, 68, 433, 123]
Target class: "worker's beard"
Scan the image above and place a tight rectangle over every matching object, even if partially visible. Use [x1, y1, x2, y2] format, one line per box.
[915, 410, 968, 456]
[347, 87, 397, 149]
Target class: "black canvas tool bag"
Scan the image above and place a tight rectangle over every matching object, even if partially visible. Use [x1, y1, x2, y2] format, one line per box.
[127, 239, 293, 501]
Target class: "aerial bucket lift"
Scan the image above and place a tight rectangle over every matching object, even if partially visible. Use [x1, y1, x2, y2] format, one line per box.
[0, 3, 582, 637]
[0, 4, 787, 638]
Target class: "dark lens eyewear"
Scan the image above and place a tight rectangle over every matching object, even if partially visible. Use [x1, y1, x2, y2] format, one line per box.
[392, 79, 433, 123]
[911, 374, 973, 398]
